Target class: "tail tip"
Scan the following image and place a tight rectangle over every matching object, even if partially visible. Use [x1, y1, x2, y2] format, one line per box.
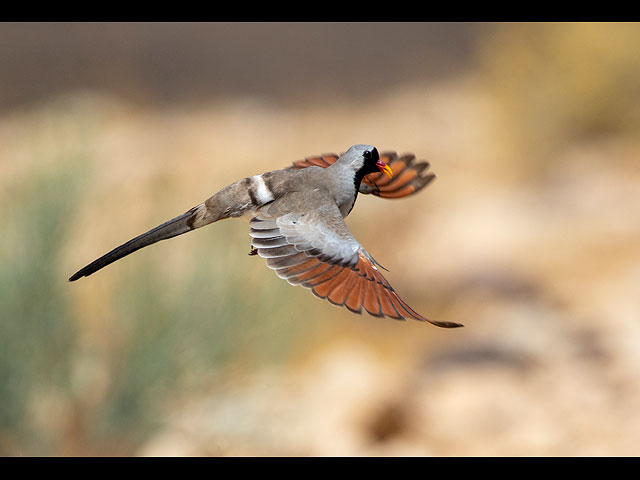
[430, 319, 464, 329]
[68, 272, 83, 282]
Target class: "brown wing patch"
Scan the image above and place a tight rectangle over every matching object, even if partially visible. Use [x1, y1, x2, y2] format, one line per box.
[324, 268, 359, 306]
[344, 275, 365, 314]
[375, 183, 420, 199]
[311, 267, 351, 299]
[290, 154, 340, 170]
[271, 249, 462, 328]
[276, 257, 322, 278]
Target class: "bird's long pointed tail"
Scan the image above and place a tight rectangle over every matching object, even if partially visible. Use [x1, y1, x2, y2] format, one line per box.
[69, 175, 265, 281]
[68, 204, 206, 281]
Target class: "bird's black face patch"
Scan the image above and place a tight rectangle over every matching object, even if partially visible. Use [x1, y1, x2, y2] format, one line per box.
[362, 148, 380, 171]
[351, 147, 381, 206]
[359, 147, 380, 177]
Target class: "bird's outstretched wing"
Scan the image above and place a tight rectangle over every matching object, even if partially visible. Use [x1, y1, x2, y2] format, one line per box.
[288, 151, 436, 199]
[250, 202, 462, 328]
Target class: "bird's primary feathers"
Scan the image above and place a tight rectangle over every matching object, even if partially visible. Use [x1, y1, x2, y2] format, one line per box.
[69, 144, 463, 328]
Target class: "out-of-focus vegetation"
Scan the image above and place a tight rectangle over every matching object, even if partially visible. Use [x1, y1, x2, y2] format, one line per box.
[1, 100, 323, 455]
[1, 23, 640, 456]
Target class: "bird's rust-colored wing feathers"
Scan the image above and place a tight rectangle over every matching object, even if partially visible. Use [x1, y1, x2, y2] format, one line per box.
[249, 211, 462, 328]
[289, 151, 436, 199]
[289, 154, 338, 170]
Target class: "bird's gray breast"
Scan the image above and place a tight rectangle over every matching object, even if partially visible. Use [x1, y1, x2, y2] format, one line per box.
[329, 168, 359, 217]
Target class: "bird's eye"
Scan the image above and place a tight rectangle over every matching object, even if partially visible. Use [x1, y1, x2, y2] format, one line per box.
[363, 150, 372, 159]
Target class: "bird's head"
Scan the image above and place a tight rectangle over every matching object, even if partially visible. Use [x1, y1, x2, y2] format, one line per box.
[340, 144, 393, 179]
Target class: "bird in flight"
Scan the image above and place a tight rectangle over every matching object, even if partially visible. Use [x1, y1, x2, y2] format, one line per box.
[69, 145, 462, 328]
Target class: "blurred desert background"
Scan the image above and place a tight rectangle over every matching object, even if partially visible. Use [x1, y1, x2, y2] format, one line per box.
[1, 22, 640, 456]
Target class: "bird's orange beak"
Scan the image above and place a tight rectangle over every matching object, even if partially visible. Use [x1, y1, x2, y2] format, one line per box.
[376, 160, 393, 178]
